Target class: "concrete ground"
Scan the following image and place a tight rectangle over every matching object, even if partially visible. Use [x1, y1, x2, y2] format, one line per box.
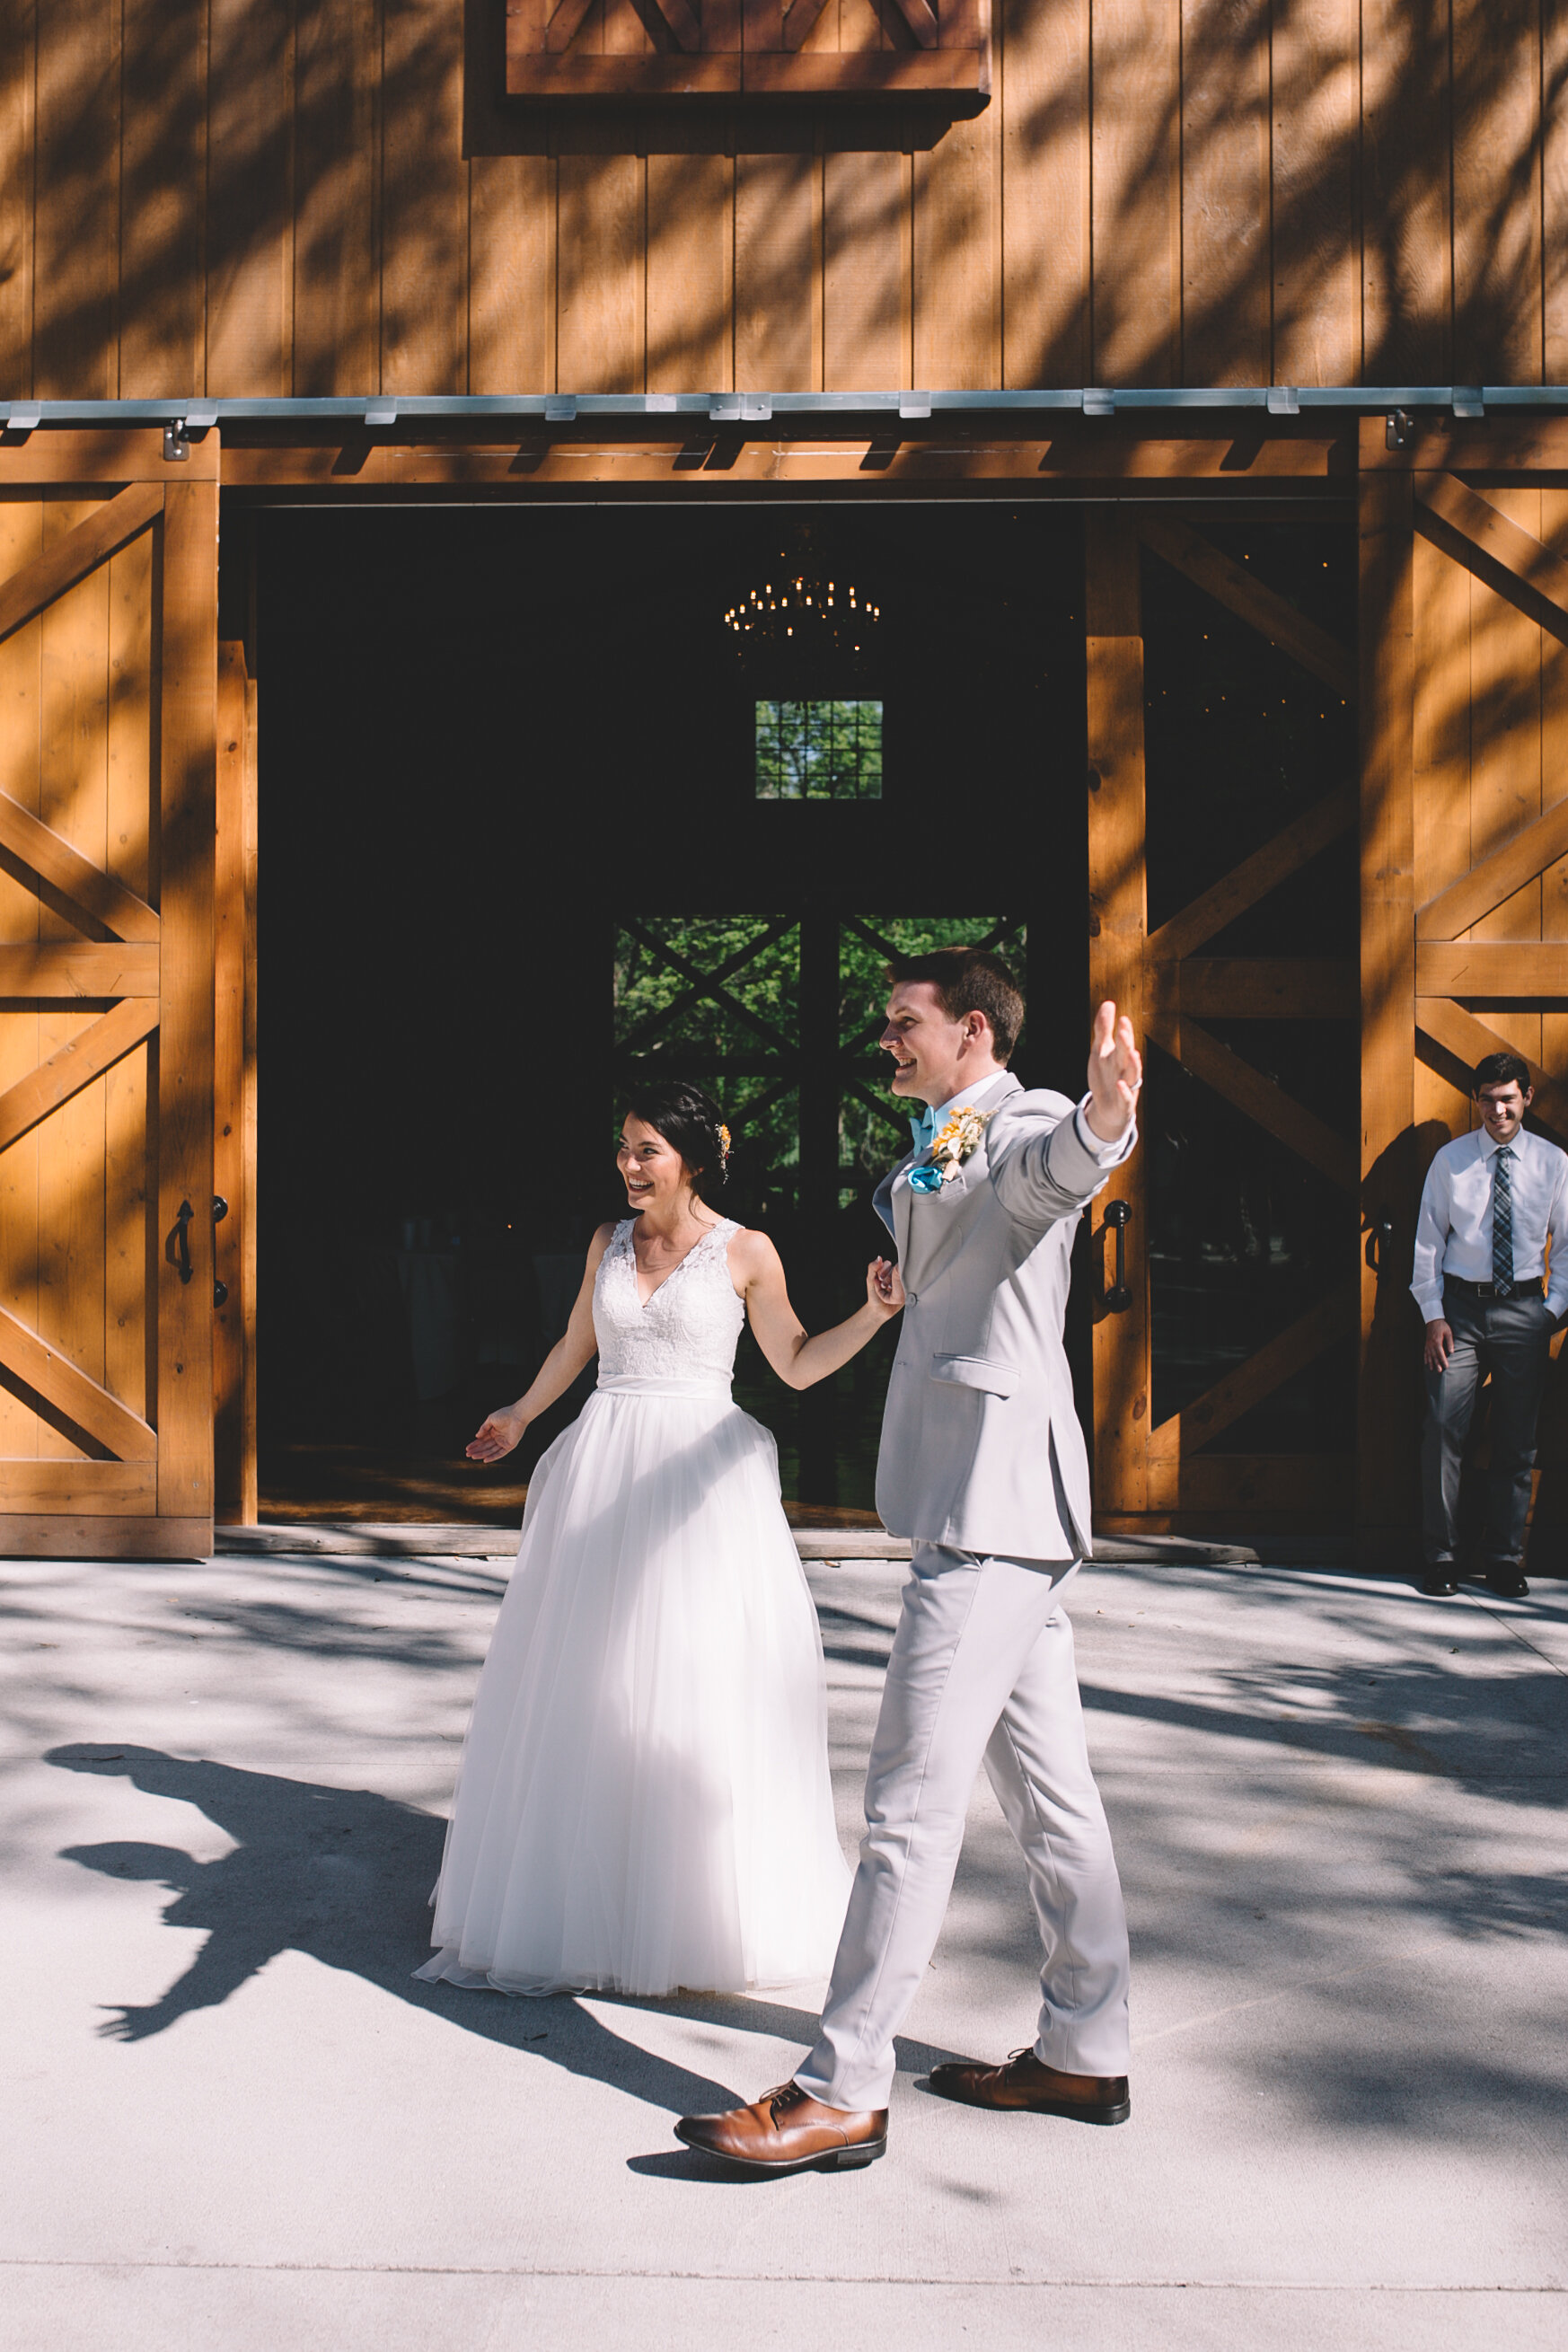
[1, 1546, 1564, 2352]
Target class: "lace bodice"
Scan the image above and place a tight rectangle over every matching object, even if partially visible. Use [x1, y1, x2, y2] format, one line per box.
[593, 1217, 744, 1387]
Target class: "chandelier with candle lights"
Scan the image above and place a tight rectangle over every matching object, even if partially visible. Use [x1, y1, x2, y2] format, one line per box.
[724, 531, 884, 664]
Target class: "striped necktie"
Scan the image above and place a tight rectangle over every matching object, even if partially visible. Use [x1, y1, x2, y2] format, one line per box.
[1493, 1145, 1515, 1297]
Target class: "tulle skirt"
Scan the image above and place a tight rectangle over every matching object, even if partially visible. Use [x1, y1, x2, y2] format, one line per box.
[414, 1379, 851, 1997]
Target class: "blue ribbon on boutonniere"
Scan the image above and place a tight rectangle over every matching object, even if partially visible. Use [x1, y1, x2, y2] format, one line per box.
[907, 1102, 994, 1194]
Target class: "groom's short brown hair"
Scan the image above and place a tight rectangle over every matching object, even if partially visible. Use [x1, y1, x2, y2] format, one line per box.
[885, 945, 1025, 1062]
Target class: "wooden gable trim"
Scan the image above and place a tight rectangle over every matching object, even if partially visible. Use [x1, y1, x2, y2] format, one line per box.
[887, 0, 940, 44]
[545, 0, 598, 49]
[781, 0, 832, 47]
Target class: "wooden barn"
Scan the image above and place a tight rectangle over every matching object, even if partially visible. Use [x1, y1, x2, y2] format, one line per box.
[0, 0, 1565, 1566]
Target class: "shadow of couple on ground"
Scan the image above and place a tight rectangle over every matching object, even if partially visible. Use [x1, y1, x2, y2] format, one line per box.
[48, 1742, 956, 2179]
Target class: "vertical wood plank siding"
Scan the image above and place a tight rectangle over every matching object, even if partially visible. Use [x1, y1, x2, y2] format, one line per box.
[0, 0, 1560, 395]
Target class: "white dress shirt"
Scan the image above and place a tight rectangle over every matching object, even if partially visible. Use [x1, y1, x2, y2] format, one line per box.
[1410, 1124, 1568, 1322]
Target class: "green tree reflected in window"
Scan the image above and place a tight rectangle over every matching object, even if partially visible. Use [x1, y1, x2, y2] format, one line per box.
[755, 701, 883, 799]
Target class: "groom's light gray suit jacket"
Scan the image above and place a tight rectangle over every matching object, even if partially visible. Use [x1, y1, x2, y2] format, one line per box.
[873, 1070, 1136, 1562]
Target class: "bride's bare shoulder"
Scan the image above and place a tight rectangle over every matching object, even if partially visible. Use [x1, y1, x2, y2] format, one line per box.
[724, 1223, 781, 1281]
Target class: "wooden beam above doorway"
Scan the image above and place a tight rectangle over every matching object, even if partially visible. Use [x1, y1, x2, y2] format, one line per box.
[216, 431, 1355, 492]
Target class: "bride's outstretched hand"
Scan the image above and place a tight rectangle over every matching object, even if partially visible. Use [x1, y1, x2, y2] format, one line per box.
[466, 1405, 525, 1464]
[867, 1256, 905, 1319]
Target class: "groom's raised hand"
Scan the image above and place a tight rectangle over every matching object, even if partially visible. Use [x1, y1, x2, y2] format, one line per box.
[1085, 1000, 1142, 1142]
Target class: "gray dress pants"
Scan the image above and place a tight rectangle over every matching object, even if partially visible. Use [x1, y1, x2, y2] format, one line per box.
[795, 1544, 1132, 2113]
[1422, 1282, 1555, 1569]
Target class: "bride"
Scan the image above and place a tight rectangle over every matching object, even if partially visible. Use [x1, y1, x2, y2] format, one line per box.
[414, 1079, 904, 1999]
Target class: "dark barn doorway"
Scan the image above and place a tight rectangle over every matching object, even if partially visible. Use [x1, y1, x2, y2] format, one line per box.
[244, 500, 1088, 1524]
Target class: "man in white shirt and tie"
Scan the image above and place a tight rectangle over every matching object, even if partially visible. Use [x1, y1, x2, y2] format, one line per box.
[1411, 1051, 1568, 1599]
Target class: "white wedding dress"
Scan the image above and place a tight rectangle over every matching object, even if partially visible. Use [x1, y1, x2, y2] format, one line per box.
[415, 1217, 851, 1996]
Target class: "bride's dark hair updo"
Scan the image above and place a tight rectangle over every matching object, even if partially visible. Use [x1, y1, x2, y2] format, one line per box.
[621, 1079, 731, 1195]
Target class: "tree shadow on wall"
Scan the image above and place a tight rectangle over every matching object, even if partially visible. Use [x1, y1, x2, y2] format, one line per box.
[23, 0, 1555, 404]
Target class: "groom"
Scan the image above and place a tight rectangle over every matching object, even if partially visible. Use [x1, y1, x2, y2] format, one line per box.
[677, 946, 1141, 2174]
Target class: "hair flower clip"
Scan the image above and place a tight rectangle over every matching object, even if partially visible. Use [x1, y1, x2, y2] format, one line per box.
[718, 1123, 732, 1181]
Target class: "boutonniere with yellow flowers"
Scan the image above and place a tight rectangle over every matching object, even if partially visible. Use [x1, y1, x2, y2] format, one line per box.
[909, 1106, 995, 1194]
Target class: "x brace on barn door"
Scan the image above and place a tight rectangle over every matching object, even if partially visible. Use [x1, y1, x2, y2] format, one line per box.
[1413, 473, 1568, 1134]
[1087, 510, 1359, 1528]
[0, 453, 217, 1558]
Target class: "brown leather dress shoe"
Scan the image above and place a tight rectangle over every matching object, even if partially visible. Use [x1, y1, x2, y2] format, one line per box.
[674, 2081, 888, 2174]
[928, 2048, 1131, 2126]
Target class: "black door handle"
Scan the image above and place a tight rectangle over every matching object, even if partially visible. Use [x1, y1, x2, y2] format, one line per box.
[1103, 1198, 1132, 1313]
[1366, 1212, 1394, 1273]
[167, 1199, 194, 1284]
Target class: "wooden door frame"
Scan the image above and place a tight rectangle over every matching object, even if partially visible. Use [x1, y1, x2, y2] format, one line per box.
[1086, 507, 1360, 1537]
[1356, 440, 1419, 1565]
[0, 436, 218, 1558]
[215, 641, 258, 1525]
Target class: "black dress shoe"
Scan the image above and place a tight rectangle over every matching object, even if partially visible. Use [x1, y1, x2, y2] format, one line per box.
[1420, 1573, 1459, 1597]
[1485, 1568, 1529, 1599]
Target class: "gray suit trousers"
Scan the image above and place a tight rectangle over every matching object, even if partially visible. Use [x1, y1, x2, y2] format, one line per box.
[795, 1545, 1132, 2112]
[1422, 1282, 1555, 1568]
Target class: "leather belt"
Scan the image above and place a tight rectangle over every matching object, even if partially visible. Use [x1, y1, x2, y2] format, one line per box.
[1443, 1273, 1546, 1300]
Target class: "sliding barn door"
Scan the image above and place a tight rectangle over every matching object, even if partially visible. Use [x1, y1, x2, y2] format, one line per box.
[0, 438, 218, 1557]
[1361, 427, 1568, 1565]
[1086, 509, 1359, 1538]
